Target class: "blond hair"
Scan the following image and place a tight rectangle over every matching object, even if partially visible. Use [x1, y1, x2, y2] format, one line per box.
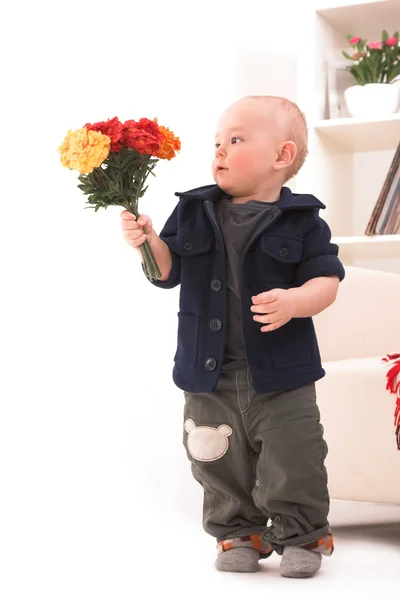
[244, 95, 308, 179]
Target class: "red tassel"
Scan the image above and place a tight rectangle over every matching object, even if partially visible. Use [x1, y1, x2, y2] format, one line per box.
[382, 354, 400, 450]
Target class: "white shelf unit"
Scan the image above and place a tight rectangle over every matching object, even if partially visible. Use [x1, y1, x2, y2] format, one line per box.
[314, 114, 400, 152]
[315, 0, 400, 40]
[296, 0, 400, 270]
[333, 234, 400, 260]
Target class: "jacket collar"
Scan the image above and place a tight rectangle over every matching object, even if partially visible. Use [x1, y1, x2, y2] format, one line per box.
[175, 184, 325, 211]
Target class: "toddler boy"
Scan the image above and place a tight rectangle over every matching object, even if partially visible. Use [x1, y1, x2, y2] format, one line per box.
[121, 96, 345, 577]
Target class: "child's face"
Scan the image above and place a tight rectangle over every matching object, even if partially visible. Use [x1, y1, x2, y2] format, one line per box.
[212, 98, 284, 198]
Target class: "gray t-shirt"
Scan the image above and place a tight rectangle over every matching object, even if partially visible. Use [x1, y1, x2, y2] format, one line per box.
[215, 195, 278, 372]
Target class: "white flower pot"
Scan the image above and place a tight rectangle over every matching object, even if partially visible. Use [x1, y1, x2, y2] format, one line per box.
[344, 83, 400, 118]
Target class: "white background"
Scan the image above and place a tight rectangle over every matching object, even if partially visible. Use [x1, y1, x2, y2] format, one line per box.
[3, 1, 398, 598]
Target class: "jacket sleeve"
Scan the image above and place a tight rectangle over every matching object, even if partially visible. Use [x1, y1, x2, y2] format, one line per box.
[142, 203, 181, 289]
[295, 210, 345, 287]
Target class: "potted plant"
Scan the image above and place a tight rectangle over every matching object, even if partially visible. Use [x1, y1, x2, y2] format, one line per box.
[343, 31, 400, 118]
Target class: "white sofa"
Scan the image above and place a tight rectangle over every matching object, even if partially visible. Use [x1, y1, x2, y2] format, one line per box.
[314, 266, 400, 505]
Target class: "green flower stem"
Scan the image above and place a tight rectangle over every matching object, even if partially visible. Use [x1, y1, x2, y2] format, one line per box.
[125, 196, 162, 281]
[140, 240, 162, 281]
[142, 239, 160, 281]
[142, 252, 150, 279]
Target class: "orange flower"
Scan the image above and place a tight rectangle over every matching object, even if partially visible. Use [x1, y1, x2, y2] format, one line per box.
[157, 124, 181, 160]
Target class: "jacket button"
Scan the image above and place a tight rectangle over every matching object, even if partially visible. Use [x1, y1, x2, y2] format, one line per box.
[279, 247, 288, 257]
[209, 319, 222, 331]
[184, 241, 192, 251]
[210, 279, 222, 292]
[205, 357, 217, 371]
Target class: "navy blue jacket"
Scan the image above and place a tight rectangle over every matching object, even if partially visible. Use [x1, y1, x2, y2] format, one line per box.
[146, 184, 345, 394]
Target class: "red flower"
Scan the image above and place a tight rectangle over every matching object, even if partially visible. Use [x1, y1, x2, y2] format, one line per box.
[349, 36, 361, 44]
[368, 41, 383, 50]
[122, 118, 163, 155]
[386, 37, 398, 47]
[84, 117, 124, 153]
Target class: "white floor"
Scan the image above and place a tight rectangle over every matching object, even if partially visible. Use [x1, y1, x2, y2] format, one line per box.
[3, 409, 400, 599]
[154, 500, 400, 599]
[3, 460, 400, 599]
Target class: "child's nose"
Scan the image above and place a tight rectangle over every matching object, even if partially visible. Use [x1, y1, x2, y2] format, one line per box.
[215, 145, 227, 159]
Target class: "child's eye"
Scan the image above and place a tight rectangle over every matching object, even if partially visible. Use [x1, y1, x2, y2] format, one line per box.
[231, 137, 243, 144]
[215, 143, 220, 148]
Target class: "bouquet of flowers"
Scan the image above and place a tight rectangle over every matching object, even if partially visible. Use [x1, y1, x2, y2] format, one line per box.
[57, 116, 181, 281]
[343, 31, 400, 84]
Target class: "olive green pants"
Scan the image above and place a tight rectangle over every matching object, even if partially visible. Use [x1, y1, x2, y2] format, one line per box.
[183, 368, 330, 555]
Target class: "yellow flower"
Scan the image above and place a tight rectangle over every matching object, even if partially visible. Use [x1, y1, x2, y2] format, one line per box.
[57, 128, 111, 174]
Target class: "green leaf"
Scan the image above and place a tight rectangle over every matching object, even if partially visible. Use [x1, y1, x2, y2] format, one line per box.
[343, 50, 355, 60]
[387, 61, 400, 83]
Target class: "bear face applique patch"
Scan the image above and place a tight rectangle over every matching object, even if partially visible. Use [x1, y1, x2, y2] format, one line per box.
[184, 419, 232, 462]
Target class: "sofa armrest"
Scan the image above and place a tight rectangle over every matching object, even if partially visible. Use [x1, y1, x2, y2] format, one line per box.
[314, 266, 400, 362]
[316, 356, 400, 505]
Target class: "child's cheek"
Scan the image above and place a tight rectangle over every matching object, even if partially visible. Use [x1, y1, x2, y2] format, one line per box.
[231, 154, 254, 176]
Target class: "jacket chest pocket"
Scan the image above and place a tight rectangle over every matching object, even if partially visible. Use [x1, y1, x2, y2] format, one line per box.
[258, 235, 302, 285]
[172, 231, 215, 282]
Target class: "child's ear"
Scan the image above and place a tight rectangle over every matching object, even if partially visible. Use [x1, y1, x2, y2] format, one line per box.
[274, 141, 297, 171]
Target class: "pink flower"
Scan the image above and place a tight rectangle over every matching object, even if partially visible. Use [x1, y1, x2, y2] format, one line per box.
[386, 37, 398, 47]
[350, 36, 361, 44]
[352, 51, 366, 59]
[368, 41, 383, 50]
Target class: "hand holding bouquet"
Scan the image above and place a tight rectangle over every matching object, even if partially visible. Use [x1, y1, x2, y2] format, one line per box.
[57, 116, 181, 280]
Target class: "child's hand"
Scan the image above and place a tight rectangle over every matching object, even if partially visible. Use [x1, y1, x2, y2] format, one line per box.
[251, 288, 297, 332]
[120, 210, 153, 249]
